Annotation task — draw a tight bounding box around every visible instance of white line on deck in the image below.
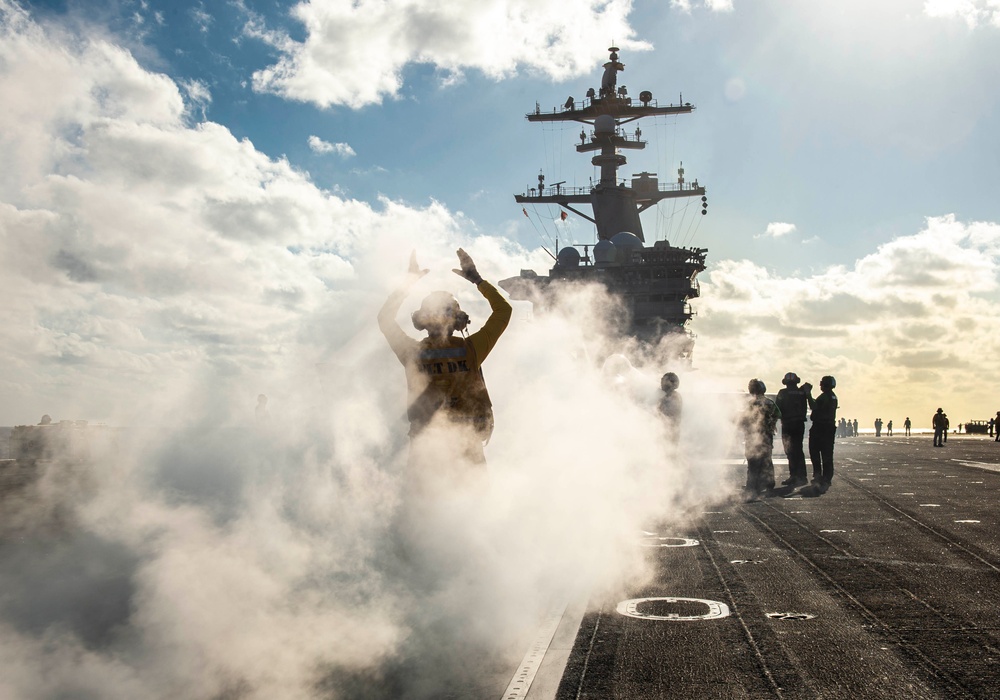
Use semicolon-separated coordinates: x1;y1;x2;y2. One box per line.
500;601;568;700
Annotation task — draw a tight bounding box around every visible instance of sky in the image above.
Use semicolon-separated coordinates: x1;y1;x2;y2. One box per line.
2;1;1000;698
2;0;1000;427
3;0;1000;429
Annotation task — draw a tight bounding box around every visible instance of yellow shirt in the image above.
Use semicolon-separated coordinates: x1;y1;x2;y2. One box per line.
379;281;512;437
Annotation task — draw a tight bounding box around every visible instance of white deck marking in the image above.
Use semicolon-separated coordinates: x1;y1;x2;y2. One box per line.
954;520;981;523
640;536;699;547
617;597;730;621
766;612;816;621
500;601;567;700
951;458;1000;473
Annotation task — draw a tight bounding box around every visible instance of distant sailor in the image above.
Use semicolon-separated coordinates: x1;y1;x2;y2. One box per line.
740;379;780;502
933;408;946;447
905;416;912;436
378;249;511;487
806;376;838;495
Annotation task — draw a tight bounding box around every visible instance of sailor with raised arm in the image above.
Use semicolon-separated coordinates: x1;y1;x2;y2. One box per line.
378;249;512;482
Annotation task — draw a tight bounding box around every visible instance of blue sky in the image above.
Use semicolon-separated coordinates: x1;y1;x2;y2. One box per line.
3;0;1000;425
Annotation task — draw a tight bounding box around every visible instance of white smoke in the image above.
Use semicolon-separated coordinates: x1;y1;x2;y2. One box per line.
0;259;743;700
0;6;748;698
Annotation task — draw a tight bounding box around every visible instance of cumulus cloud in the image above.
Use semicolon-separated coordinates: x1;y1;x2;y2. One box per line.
693;214;1000;425
247;0;651;108
757;221;797;239
308;135;356;158
924;0;1000;28
672;0;735;13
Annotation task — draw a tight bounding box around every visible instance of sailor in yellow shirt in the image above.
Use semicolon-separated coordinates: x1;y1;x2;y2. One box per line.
378;249;511;486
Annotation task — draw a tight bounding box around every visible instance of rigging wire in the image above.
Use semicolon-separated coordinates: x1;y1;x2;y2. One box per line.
685;207;705;248
528;204;558;259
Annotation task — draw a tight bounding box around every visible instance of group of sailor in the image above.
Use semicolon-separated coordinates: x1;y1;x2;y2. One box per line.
657;370;840;502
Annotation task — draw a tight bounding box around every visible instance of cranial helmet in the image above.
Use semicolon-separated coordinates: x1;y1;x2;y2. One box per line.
782;372;800;386
821;375;836;389
412;291;470;333
661;372;680;393
748;378;766;395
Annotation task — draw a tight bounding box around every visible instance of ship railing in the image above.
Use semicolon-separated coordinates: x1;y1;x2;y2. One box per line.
531;95;686;116
524;181;704;198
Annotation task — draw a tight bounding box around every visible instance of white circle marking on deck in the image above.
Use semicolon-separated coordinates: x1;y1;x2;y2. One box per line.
954;520;980;523
919;504;941;507
820;529;846;533
639;536;699;548
617;597;730;621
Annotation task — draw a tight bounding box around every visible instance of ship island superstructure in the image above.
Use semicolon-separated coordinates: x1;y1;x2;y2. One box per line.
499;46;708;359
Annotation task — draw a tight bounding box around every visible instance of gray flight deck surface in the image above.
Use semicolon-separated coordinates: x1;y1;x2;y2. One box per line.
521;435;1000;699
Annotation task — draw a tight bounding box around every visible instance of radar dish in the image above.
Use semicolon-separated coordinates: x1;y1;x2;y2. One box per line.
611;231;643;250
593;239;617;265
557;246;581;268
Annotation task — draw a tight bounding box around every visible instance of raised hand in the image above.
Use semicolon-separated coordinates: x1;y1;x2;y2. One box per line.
452;248;483;284
408;250;429;282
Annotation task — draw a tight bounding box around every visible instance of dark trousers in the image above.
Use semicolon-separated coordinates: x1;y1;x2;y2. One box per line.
781;420;807;480
745;455;775;495
808;423;836;485
934;428;944;446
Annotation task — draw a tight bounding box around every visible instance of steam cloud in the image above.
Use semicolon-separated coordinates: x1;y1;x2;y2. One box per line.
0;264;740;699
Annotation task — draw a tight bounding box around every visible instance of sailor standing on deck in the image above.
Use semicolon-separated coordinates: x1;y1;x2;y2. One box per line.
658;371;683;446
740;379;781;502
775;372;810;488
933;408;946;447
378;249;511;492
806;376;838;495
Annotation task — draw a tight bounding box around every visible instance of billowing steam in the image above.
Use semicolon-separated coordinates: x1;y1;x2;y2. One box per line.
0;244;743;699
0;7;747;697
